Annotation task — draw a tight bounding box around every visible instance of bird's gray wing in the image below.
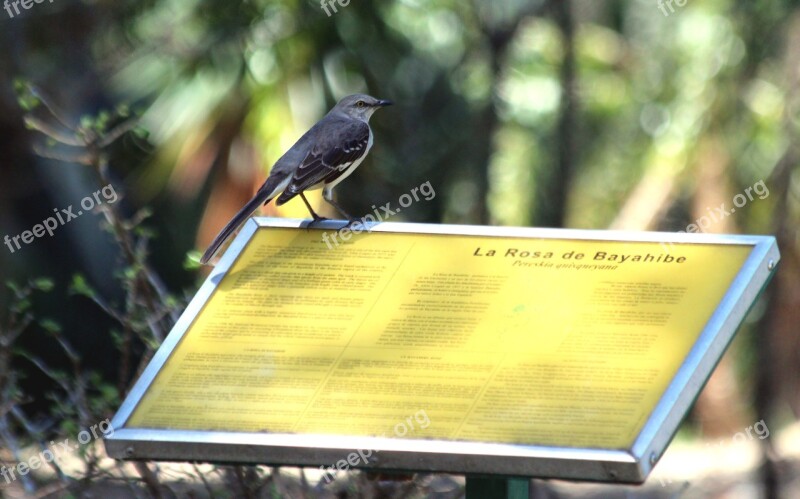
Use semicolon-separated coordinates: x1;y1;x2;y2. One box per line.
276;120;370;205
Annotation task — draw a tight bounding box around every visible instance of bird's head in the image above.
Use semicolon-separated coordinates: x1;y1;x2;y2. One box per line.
333;94;393;122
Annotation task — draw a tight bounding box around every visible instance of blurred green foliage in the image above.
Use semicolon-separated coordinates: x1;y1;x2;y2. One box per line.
1;0;799;495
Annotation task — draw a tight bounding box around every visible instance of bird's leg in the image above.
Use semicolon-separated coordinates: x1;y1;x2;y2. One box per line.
322;188;356;225
299;193;328;226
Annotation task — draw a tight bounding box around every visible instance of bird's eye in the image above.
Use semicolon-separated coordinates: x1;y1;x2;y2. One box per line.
356;101;366;108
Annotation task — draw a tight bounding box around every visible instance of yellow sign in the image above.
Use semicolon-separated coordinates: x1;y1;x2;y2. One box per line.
127;227;752;449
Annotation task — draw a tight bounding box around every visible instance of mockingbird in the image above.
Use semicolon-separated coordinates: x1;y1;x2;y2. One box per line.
200;93;392;264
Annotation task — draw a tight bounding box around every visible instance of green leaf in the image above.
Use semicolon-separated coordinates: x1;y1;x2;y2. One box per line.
69;274;96;299
95;110;110;133
11;346;31;357
49;369;67;382
133;226;156;238
12;79;39;111
184;250;203;270
122;266;138;281
116;103;130;118
88;371;104;385
100;383;118;402
132;126;150;139
109;329;123;349
163;295;179;308
60;419;79;437
11;298;31;313
144;337;161;350
13;78;27;93
32;278;55;292
79;115;94;129
39;319;61;334
6;280;20;294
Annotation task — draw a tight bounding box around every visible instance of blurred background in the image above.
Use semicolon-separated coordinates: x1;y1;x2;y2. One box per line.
1;0;799;497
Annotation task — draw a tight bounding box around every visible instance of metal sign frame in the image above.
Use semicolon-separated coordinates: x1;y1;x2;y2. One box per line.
104;218;779;483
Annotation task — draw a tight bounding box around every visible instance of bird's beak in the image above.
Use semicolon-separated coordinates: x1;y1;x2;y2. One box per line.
376;99;393;107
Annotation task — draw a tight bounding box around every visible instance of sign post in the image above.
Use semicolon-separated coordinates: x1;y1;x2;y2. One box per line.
105;218;779;486
465;477;529;498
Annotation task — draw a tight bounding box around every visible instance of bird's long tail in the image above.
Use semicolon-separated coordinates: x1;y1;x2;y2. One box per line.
200;185;275;265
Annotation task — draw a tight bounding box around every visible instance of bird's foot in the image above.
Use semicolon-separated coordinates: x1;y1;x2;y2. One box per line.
340;218;363;230
306;216;329;229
